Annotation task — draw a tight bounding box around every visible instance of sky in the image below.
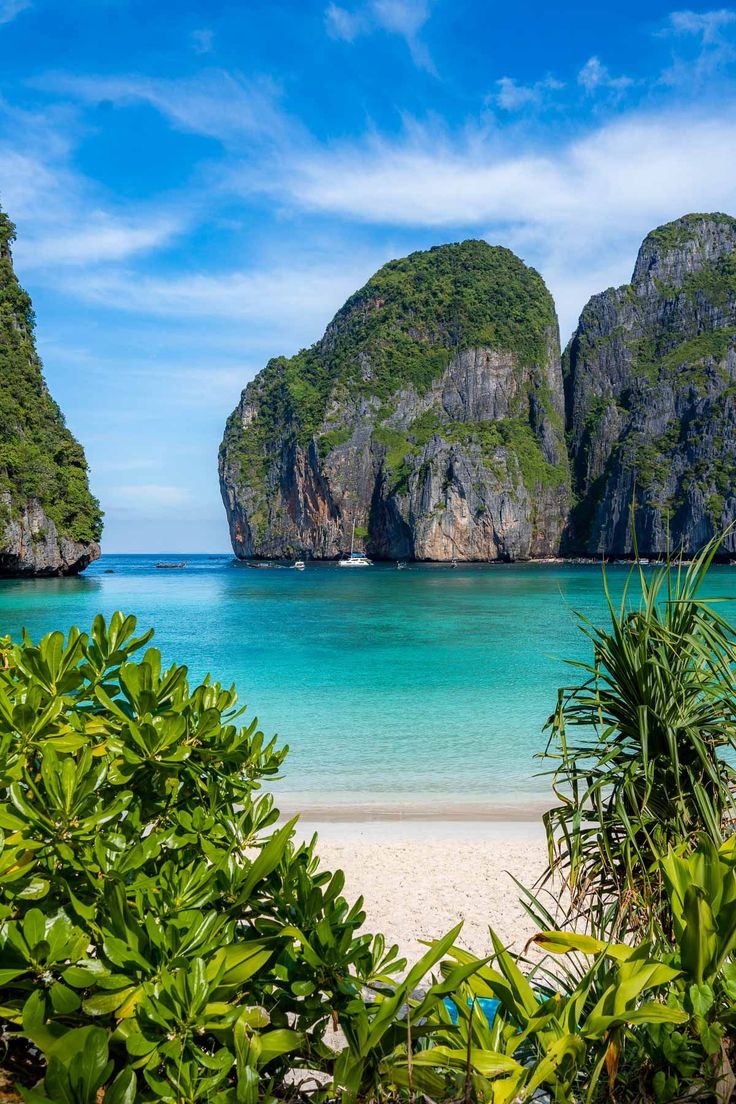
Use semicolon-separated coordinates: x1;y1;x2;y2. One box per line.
3;1;736;551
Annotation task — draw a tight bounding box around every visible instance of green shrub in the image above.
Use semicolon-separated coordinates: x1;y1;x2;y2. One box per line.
0;614;406;1101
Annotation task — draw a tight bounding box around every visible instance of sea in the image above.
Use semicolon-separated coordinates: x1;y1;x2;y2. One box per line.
1;554;734;817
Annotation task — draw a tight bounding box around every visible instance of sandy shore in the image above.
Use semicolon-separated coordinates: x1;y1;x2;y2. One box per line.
296;819;557;963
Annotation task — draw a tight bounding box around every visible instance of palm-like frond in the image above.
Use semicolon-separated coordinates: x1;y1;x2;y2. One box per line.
540;536;736;938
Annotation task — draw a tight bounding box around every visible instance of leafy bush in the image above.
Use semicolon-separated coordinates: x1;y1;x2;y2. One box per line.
0;614;405;1101
541;540;736;938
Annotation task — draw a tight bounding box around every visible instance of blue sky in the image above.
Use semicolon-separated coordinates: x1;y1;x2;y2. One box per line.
3;0;736;551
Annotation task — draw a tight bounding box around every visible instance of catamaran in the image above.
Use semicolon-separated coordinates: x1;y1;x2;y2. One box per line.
338;520;373;567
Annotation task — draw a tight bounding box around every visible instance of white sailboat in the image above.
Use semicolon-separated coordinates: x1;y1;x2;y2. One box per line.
338;520;372;567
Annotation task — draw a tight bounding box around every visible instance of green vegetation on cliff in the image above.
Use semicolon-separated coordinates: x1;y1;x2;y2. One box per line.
0;213;102;543
565;212;736;554
374;409;567;495
642;211;736;256
233;240;556;455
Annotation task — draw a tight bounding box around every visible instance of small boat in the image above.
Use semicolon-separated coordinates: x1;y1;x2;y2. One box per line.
450;557;458;568
155;561;187;569
396;561;407;570
294;560;306;571
338;520;372;567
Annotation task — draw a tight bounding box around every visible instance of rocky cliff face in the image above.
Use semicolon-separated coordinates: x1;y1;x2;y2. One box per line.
564;213;736;557
220;241;570;561
0;212;102;576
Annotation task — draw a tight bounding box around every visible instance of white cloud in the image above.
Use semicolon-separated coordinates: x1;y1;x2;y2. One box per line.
0;99;187;268
237;106;736;336
15;211;180;268
661;9;736;82
495;75;564;111
36;69;299;147
325;0;434;70
0;0;31;25
0;145;184;268
261;111;733;229
325;3;365;40
578;56;634;94
371;0;431;38
667;8;736;43
61;254;384;339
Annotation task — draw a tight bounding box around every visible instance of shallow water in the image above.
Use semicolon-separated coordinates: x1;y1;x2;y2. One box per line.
2;555;734;813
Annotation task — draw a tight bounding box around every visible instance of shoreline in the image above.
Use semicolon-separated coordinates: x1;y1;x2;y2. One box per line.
230;556;662;567
223;553;720;568
295;817;548;843
278;798;552;824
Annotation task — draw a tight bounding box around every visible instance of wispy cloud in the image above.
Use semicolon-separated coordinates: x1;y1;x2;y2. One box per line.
36;69;300;147
667;8;736;42
0;136;185;273
62;255;383;336
16;211;181;268
258;109;736;230
325;2;364;40
325;0;435;71
495;75;564;111
0;0;31;26
661;8;736;83
577;56;634;95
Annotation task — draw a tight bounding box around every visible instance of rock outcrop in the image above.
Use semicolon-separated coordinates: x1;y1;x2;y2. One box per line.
220;241;571;561
0;211;102;576
564;213;736;557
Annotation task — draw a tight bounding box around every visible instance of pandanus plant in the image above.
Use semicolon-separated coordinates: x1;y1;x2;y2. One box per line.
541;537;736;938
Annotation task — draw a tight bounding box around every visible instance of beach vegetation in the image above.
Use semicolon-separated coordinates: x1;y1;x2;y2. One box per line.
540;539;736;940
0;614;407;1101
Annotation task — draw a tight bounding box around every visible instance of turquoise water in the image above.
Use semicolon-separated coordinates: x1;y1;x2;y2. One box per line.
2;556;735;813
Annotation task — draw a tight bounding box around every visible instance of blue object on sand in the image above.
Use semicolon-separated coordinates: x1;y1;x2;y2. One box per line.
443;997;499;1026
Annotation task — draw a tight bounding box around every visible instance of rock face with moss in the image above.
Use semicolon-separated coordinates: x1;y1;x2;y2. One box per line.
564;213;736;556
0;213;102;576
220;241;570;561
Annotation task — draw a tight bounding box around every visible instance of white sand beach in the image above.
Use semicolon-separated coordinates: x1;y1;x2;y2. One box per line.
298;819;556;963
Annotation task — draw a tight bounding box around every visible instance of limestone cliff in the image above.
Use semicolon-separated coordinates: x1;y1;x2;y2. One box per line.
564;213;736;557
220;241;570;561
0;212;102;576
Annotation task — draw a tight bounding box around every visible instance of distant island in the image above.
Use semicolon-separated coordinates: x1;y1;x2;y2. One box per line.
220;213;736;561
0;211;102;577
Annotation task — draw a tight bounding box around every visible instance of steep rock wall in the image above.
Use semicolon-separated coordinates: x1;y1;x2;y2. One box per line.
564;213;736;557
220;241;570;561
